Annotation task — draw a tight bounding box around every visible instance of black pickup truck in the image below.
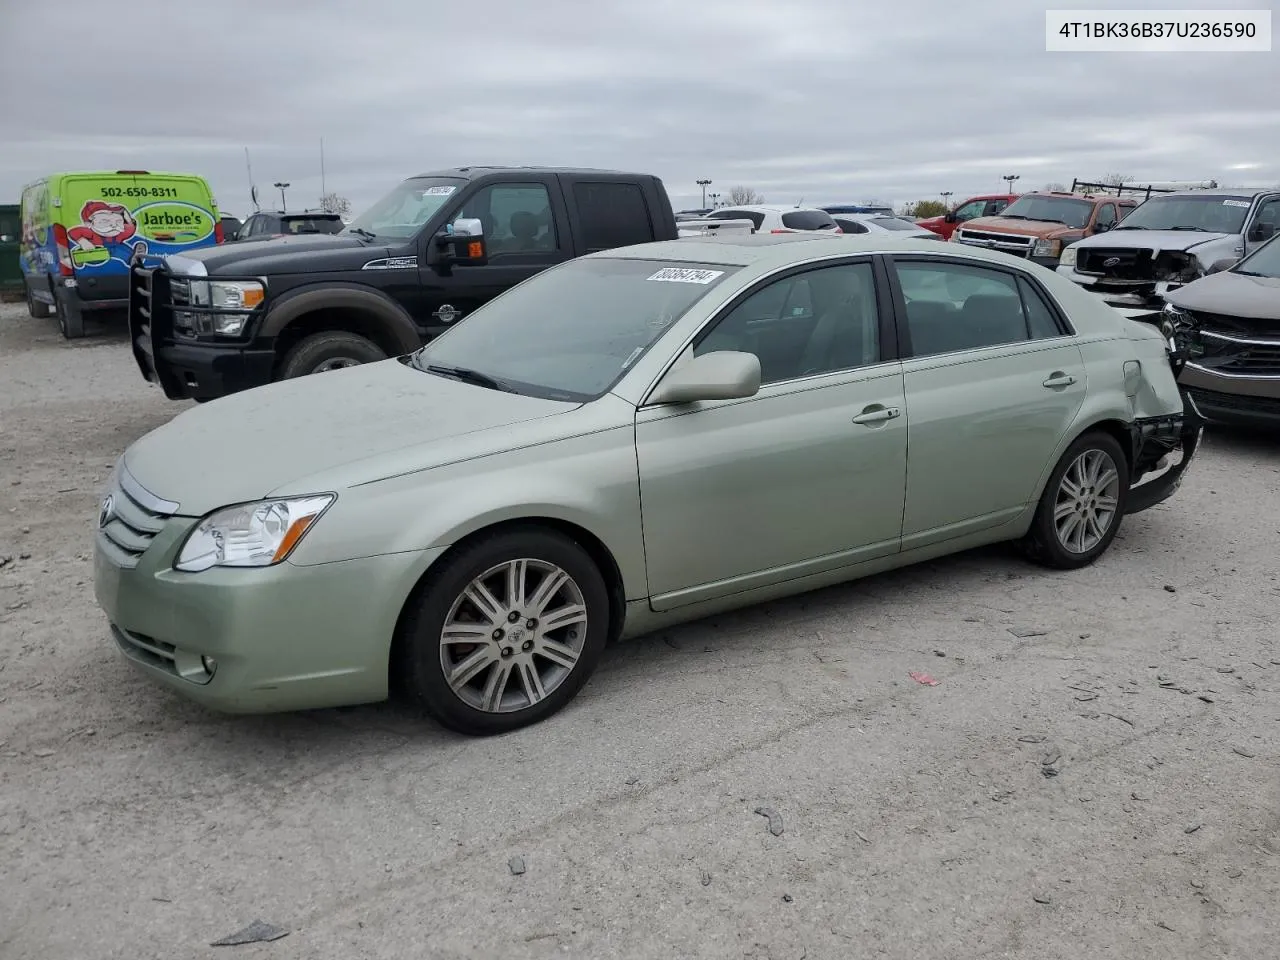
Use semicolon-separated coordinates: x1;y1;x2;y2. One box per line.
128;166;691;401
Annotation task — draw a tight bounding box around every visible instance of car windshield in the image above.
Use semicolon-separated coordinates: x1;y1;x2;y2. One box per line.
1112;195;1252;234
407;257;740;401
867;217;919;231
998;195;1094;228
344;177;465;240
1233;233;1280;278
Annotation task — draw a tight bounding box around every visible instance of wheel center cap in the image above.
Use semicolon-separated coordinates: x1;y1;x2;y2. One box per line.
508;627;525;643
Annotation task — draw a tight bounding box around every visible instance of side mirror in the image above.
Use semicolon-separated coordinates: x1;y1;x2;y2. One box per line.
648;351;761;405
1094;222;1111;233
1207;257;1237;274
433;217;489;269
944;211;957;224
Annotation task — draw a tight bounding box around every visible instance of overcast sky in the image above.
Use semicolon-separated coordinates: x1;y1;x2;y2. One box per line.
2;0;1276;217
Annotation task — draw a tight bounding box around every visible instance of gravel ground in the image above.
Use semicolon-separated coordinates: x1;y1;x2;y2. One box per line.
2;302;1278;960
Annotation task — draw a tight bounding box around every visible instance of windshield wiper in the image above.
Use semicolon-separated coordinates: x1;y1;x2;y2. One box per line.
424;363;512;392
1000;214;1030;220
1112;224;1148;230
1167;226;1210;232
347;227;378;242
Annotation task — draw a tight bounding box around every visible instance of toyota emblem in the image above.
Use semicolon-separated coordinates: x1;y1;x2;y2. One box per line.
1103;257;1122;268
98;494;115;529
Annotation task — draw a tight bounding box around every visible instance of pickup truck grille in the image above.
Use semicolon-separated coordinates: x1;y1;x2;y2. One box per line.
954;229;1033;257
1076;248;1148;279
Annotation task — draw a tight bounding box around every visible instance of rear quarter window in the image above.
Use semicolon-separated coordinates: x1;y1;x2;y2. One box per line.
781;210;837;231
572;181;657;251
709;209;765;230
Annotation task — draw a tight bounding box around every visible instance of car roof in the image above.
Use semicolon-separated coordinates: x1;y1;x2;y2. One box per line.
717;204;830;214
590;233;1034;269
1143;187;1274;199
412;165;649;180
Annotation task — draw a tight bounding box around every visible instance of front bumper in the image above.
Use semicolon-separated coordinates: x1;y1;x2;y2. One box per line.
1057;266;1188;315
94;518;446;713
1123;390;1205;515
146;341;275;401
1179;360;1280;428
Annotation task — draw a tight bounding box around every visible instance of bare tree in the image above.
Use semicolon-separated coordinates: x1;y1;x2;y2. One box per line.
1100;172;1134;187
727;185;764;205
319;192;353;218
1042;182;1068;192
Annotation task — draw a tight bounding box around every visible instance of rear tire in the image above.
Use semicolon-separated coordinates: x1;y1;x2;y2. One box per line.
26;281;52;319
396;527;610;736
54;288;85;339
279;331;387;379
1019;430;1129;570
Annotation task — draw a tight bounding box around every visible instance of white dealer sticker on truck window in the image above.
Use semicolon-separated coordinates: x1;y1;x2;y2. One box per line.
424;185;456;196
647;267;724;284
1223;199;1251;207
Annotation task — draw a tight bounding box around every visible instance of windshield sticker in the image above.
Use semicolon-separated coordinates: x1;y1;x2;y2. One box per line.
647;267;724;284
424;185;456;196
1222;199;1251;207
621;346;645;369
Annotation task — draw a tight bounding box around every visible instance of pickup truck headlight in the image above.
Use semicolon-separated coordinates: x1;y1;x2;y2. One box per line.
174;494;335;572
174;280;265;337
1033;238;1062;258
1059;245;1077;268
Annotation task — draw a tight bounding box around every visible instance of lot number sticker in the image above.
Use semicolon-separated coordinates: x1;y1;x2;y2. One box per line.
1223;199;1251;207
424;185;456;196
647;267;724;284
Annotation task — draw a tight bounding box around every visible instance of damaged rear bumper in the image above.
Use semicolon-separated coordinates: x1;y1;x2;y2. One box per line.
1124;390;1205;515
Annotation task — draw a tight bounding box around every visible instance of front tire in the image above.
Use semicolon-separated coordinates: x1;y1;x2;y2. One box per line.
396;527;610;736
1020;430;1129;570
279;331;387;379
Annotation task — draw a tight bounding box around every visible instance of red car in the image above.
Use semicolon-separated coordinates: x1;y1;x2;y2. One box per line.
917;194;1019;240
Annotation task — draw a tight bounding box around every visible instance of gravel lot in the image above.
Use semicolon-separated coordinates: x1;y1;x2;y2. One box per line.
2;301;1278;960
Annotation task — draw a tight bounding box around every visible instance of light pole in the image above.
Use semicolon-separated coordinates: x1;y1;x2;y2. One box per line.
1002;174;1020;195
941;190;953;209
273;181;291;210
696;179;712;208
709;192;721;209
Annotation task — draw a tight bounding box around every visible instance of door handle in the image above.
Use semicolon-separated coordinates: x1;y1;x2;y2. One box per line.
852;405;901;426
1042;373;1077;388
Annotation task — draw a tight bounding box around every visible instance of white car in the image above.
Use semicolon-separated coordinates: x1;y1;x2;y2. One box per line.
702;204;841;234
830;213;946;240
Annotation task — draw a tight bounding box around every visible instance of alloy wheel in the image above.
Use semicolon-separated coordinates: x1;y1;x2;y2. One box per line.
1053;448;1121;554
439;558;589;714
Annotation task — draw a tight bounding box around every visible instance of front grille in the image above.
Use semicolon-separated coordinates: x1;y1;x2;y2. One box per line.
955;230;1034;257
1188;310;1280;338
1187;388;1280;418
1077;248;1149;279
97;466;178;569
112;624;179;675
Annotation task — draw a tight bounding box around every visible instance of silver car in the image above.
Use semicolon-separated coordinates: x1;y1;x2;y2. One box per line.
95;234;1201;735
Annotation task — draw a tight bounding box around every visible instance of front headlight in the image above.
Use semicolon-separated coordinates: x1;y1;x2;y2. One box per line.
174;494;335;572
1033;238;1062;258
1059;245;1077;267
174;280;265;338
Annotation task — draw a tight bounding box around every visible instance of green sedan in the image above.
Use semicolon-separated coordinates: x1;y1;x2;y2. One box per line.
94;235;1202;735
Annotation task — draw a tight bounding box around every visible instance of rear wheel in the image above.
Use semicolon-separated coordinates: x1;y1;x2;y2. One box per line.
279;331;387;379
396;527;610;735
26;281;52;319
1020;431;1129;569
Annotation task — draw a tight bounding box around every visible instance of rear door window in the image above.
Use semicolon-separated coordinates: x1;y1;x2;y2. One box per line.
781;210;838;231
572;181;656;251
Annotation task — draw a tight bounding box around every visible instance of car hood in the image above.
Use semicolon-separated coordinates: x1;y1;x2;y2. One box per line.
961;216;1078;239
123;360;579;516
1073;229;1231;253
1165;270;1280;321
165;232;393;275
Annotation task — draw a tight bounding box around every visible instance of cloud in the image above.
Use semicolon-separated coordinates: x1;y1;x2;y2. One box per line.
1;0;1275;215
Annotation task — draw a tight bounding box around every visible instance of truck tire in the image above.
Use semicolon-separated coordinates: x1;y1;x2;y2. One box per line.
54;288;86;340
26;282;52;319
279;331;388;379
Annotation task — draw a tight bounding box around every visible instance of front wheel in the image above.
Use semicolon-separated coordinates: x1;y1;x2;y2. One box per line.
279;331;387;379
1019;431;1129;570
396;527;610;735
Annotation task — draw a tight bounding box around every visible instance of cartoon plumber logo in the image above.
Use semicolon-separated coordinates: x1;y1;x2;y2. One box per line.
68;200;148;266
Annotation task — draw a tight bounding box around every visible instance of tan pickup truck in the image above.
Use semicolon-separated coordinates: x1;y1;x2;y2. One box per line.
951;190;1138;269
